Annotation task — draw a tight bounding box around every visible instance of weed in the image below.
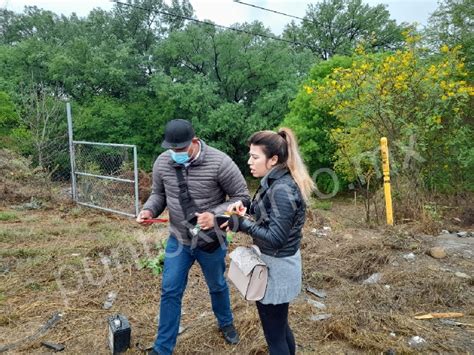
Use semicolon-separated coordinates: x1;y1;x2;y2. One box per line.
26;282;41;291
16;254;53;271
312;200;333;211
0;211;18;221
69;207;84;218
423;203;441;221
138;239;167;275
0;248;40;258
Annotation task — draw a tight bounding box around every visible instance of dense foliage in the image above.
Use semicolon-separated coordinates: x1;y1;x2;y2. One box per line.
0;0;408;172
0;0;472;211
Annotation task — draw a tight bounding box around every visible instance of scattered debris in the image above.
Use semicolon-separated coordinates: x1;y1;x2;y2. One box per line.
103;291;117;310
454;272;470;279
13;197;43;210
440;319;469;327
311;226;332;238
439;230;473;238
362;272;382;284
389;332;396;337
41;341;65;352
310;314;332;321
178;325;187;335
136;343;153;351
306;287;327;299
307;299;327;310
101;256;112;265
415;312;463;320
197;311;213;319
429;247;447;259
0;312;63;353
403;253;416;261
342;233;353;240
384;285;391;290
408;336;426;348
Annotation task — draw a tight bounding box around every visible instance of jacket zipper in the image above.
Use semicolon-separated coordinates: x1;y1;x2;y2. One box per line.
184;166;189;184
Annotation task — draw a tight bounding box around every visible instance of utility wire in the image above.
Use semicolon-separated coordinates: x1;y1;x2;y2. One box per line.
233;0;321;28
111;0;311;49
233;0;306;22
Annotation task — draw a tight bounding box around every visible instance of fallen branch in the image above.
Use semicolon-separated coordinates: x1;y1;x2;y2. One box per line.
0;312;63;353
415;312;464;320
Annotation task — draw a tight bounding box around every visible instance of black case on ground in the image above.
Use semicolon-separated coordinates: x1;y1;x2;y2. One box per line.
107;314;131;354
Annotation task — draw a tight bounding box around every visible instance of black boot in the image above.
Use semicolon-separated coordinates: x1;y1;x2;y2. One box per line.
220;324;240;345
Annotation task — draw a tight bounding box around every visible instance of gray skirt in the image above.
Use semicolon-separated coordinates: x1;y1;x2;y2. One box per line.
259;249;302;305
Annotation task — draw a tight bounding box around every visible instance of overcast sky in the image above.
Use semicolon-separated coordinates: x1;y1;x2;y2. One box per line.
3;0;439;34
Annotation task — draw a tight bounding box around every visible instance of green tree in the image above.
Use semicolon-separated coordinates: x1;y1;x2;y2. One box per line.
0;91;16;134
152;21;313;168
307;34;473;218
15;83;66;169
283;56;352;172
425;0;474;71
0;2;315;173
283;0;405;60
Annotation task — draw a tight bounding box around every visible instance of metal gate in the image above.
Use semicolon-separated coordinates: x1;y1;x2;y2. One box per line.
67;103;139;217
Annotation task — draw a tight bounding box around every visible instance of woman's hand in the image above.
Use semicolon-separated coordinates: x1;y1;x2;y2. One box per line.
227;201;247;216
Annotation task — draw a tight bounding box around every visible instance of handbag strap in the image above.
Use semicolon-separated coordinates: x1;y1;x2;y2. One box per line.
250;244;262;256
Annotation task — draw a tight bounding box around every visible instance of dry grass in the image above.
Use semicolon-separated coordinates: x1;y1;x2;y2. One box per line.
1;155;473;354
0;149;62;206
1;202;472;354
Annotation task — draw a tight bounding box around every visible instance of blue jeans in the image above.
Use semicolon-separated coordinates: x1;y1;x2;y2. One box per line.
153;236;233;354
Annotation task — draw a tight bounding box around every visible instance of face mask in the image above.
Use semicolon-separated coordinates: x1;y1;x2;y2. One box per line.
170;149;190;164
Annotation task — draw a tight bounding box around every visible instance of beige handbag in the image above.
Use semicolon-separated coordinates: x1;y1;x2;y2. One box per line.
228;245;268;301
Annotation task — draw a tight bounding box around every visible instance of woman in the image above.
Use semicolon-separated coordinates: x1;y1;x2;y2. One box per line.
227;128;314;355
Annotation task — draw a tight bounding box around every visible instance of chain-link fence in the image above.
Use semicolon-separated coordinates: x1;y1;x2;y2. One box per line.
33;132;71;181
65;103;140;217
72;141;139;217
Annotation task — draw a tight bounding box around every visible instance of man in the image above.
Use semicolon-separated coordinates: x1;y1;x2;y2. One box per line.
137;119;249;355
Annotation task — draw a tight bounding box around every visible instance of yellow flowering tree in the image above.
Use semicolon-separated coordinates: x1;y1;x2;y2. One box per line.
282;56;353;193
310;34;473;199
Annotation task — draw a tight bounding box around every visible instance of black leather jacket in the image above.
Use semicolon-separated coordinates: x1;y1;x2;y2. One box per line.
238;166;306;257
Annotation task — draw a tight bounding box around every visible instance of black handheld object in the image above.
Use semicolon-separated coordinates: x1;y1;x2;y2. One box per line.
215;214;230;228
108;314;131;354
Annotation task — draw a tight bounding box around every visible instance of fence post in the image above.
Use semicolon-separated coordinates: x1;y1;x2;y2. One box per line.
67;102;77;202
380;137;393;226
133;146;139;217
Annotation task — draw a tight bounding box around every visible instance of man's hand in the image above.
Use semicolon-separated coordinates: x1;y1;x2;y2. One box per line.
136;210;153;224
195;212;214;230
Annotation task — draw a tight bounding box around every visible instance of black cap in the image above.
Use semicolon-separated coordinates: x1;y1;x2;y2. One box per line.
161;119;195;149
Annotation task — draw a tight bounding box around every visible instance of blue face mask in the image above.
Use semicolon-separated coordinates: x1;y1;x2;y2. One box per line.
170;150;190;165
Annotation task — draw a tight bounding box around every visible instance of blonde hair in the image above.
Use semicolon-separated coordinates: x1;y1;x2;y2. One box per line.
248;128;315;202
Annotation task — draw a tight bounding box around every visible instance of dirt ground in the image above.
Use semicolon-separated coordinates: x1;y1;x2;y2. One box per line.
1;146;473;353
1;192;473;354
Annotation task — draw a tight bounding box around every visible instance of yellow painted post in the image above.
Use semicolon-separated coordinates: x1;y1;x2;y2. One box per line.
380;137;393;226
